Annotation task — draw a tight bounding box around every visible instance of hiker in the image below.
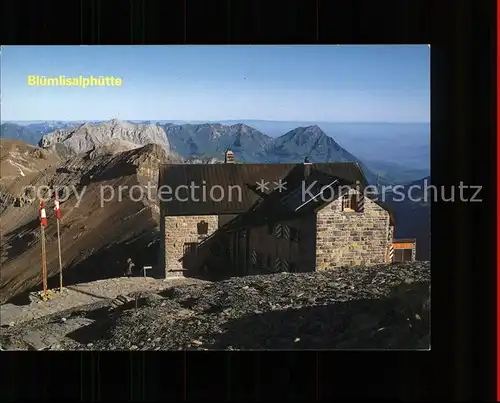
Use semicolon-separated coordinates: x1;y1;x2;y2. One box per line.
125;258;135;277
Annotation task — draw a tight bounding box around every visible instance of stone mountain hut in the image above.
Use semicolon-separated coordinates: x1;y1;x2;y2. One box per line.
157;153;414;279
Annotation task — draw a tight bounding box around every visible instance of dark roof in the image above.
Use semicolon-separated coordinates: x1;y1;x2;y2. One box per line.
393;238;416;243
158;162;368;216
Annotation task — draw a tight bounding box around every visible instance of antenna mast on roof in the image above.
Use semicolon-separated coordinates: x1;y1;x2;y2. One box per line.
295;179;338;212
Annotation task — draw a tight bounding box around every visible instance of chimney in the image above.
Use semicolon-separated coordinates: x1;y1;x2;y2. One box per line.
225;149;235;164
303;156;312;177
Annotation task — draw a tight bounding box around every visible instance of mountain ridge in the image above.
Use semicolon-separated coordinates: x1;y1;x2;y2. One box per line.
2;120;428;185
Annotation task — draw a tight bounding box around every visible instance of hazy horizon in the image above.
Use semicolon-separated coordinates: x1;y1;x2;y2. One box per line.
5;119;430;124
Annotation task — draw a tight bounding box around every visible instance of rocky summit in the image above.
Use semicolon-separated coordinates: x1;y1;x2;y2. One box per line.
0;262;430;351
39;119;170;158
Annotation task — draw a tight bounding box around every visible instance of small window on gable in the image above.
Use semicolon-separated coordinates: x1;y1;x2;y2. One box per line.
342;192;364;213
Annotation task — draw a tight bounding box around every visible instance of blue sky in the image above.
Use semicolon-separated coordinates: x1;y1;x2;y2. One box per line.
1;45;430;122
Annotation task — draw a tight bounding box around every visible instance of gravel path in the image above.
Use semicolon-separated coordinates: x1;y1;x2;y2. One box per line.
0;276;196;327
0;262;430;351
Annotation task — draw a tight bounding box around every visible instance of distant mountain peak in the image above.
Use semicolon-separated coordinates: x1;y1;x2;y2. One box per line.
108;118;122;125
39;120;170;158
304;124;321;131
231;123;256;134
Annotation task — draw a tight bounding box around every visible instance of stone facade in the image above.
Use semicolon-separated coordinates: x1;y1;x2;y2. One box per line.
163;215;218;277
160;189;394;277
315;189;392;270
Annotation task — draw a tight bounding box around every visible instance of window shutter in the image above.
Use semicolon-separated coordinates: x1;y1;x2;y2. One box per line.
274;224;283;238
274;257;281;271
355;194;365;212
282;260;289;272
251;250;257;264
283;224;291;240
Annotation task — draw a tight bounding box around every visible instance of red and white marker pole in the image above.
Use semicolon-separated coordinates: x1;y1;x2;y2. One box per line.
53;193;63;292
39;199;48;301
39;199;48;227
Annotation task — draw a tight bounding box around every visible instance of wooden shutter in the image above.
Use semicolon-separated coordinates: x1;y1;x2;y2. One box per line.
274;224;283;238
274;258;281;271
251;250;257;264
355;193;365;212
283;224;291;240
282;260;289;272
388;244;394;263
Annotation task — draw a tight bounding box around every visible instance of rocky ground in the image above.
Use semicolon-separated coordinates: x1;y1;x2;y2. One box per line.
0;262;430;351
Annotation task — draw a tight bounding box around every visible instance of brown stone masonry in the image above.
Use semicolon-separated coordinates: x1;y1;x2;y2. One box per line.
164;215;218;277
315;190;392;270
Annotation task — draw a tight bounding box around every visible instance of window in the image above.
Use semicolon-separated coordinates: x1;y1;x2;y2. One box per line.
266;222;273;234
393;248;413;262
342;192;364;213
197;220;208;235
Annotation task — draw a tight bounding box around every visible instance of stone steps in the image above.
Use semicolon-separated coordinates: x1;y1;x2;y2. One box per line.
109;295;133;310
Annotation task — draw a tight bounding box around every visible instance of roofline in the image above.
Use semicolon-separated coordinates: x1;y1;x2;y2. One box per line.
163;211;247;217
158;161;366;168
354;162;369;187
